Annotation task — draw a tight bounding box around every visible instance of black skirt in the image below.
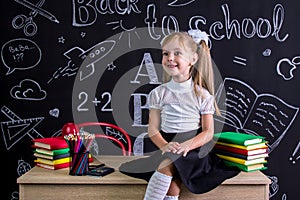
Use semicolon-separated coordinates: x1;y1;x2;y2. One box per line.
119;129;240;194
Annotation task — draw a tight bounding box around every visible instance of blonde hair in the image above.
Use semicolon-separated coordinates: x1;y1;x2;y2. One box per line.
161;31;220;115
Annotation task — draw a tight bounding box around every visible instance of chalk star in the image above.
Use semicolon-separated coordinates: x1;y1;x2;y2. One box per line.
81;32;86;38
107;63;116;71
58;36;65;43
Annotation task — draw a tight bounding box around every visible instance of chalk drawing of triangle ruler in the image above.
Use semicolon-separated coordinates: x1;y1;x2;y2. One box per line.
1;106;44;150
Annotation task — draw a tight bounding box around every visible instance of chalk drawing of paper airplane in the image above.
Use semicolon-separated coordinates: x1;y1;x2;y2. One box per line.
64;40;116;81
1;106;44;150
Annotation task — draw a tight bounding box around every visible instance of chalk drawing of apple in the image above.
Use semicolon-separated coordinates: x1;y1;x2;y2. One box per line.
276;58;297;80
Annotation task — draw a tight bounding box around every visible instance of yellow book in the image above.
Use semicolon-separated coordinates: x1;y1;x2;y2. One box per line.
216;154;267;166
36;157;71;165
222;160;267;172
216;141;268;150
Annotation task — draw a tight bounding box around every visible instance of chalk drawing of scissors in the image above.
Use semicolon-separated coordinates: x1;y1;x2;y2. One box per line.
12;0;59;37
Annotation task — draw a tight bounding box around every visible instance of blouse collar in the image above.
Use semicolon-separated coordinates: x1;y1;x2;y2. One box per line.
166;77;193;93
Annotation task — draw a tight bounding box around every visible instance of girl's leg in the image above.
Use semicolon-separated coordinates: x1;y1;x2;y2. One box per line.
143;170;172;200
143;159;175;200
163;195;179;200
164;174;182;199
167;175;182;195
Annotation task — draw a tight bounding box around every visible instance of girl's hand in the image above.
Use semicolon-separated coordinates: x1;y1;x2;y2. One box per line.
176;140;193;157
161;142;181;154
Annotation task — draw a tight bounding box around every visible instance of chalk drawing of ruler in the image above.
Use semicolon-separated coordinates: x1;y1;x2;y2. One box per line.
1;106;44;150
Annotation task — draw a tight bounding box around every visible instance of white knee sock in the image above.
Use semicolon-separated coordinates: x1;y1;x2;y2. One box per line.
164;195;179;200
144;171;172;200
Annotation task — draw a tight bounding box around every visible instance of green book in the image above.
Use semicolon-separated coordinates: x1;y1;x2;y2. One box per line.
33;152;70;160
222;159;267;172
35;147;70;156
214;132;265;146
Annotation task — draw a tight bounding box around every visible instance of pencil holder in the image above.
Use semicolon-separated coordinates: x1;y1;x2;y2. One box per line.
69;151;89;176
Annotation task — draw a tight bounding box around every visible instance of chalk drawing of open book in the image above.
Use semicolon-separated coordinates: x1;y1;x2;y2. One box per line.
215;77;299;153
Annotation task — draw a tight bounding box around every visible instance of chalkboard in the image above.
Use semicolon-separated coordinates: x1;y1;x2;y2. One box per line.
1;1;299;199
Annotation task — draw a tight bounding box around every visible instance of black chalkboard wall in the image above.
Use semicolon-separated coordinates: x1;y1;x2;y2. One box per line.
1;0;299;199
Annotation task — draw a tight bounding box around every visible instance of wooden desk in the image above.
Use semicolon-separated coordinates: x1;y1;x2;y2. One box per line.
17;156;271;200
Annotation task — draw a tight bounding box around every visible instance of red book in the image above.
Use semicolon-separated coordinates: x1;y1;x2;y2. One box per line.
214;143;268;156
32;137;68;150
36;162;70;170
213;148;268;160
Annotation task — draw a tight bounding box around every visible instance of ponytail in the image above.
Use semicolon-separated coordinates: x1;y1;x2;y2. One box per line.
192;41;220;116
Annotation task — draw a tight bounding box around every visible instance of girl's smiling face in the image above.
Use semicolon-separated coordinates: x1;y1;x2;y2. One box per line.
162;37;198;83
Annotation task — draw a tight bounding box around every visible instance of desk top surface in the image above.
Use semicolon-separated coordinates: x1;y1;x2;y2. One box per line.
17;156;271;185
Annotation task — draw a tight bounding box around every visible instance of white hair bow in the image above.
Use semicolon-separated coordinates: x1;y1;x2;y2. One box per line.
188;29;209;45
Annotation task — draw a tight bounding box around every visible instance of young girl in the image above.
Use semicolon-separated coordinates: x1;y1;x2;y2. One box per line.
119;30;240;200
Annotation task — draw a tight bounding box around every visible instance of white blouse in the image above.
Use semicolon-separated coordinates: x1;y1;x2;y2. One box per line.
148;78;215;133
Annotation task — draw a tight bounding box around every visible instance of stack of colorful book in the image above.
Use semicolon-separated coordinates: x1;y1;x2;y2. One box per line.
213;132;269;172
32;137;71;170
